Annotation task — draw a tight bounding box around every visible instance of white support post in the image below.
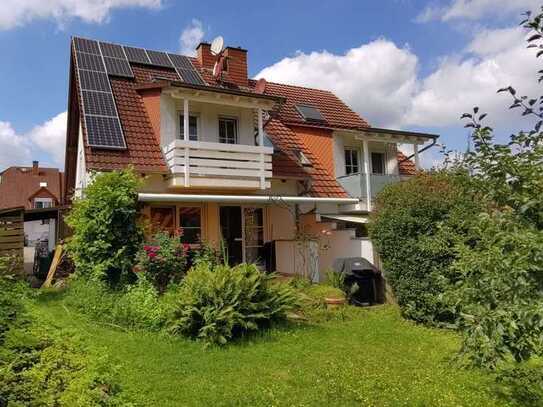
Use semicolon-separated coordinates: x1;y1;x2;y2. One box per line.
362;139;372;211
183;99;190;187
414;145;420;171
258;108;265;189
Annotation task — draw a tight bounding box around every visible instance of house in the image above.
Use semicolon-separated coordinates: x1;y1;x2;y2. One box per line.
0;161;64;248
63;37;438;281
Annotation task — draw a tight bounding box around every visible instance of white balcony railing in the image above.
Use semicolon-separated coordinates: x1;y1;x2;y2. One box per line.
162;139;273;189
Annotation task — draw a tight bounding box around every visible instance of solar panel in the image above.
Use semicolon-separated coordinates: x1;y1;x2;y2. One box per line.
78;70;111;92
99;42;126;59
168;53;194;70
146;50;173;67
168;53;206;85
74;37;100;54
123;46;150;64
76;52;106;72
82;90;117;116
85;116;126;149
295;104;326;122
103;56;134;78
178;69;206;85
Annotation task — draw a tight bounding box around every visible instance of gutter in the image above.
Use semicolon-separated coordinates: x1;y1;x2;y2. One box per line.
138;193;359;205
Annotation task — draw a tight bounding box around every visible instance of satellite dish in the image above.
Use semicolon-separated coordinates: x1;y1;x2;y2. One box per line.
210;36;224;56
255;78;267;94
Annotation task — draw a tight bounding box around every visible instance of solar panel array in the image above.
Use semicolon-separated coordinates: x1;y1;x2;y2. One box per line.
73;36;209;149
73;37;127;149
168;53;206;86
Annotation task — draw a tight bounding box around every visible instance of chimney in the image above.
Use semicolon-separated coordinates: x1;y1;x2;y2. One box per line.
223;46;248;87
196;42;215;70
32;160;39;176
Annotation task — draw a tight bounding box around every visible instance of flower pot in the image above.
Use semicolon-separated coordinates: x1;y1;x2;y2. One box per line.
325;297;346;308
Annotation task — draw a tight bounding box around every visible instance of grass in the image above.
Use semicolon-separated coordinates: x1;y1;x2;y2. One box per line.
30;293;507;407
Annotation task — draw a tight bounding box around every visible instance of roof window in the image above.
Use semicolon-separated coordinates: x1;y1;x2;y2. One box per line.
295;104;326;123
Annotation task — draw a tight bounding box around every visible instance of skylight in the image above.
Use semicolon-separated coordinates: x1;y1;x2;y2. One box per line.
295;104;325;123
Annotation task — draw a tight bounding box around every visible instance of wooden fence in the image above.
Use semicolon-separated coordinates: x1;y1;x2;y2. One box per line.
0;207;24;273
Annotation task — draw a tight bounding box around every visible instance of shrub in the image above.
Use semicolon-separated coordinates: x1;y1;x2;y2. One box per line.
325;269;345;291
136;231;188;291
369;171;482;325
64;277;165;331
65;168;144;285
447;213;543;369
189;241;224;268
166;263;298;345
496;363;543;407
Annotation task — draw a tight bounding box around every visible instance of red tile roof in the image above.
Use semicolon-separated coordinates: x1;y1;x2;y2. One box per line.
68;40;382;197
255;80;370;131
397;152;417;176
0;165;63;210
265;119;347;197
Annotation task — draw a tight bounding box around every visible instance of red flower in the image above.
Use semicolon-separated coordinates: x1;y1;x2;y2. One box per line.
148;252;157;258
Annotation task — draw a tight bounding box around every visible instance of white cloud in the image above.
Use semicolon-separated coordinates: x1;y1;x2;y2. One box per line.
257;40;418;128
29;112;67;166
416;0;539;22
0;121;31;170
256;26;540;133
0;112;67;171
0;0;162;30
404;27;539;128
179;19;204;56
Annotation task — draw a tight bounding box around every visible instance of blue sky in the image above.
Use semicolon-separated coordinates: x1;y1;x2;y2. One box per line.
0;0;540;170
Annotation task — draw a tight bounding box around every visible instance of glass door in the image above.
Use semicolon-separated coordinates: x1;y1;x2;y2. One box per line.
220;206;243;265
243;207;264;266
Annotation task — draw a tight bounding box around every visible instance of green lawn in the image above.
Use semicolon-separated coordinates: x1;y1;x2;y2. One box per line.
30;296;507;407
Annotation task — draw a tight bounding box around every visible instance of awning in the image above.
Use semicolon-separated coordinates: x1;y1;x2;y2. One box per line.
138;193;359;205
321;214;369;224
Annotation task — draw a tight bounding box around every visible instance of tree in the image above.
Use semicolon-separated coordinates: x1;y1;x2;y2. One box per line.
65;168;143;285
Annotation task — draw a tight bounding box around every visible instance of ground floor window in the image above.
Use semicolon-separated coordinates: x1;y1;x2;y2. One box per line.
149;207;176;235
179;207;202;245
244;207;264;264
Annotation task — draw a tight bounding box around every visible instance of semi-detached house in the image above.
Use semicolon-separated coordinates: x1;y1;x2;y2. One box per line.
63;37;438;281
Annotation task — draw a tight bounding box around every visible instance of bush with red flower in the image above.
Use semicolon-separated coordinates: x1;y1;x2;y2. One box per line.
135;231;189;291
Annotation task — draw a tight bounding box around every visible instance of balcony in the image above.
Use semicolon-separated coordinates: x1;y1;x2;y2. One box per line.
163;139;273;189
337;173;400;210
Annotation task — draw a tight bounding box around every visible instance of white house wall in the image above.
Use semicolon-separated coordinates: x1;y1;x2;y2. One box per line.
74;122;89;197
159;95;256;148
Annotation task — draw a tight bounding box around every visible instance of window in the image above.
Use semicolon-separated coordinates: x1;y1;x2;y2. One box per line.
179;207;202;245
344;149;359;175
371;152;385;175
179;115;198;141
219;117;238;144
150;207;176;235
33;198;53;209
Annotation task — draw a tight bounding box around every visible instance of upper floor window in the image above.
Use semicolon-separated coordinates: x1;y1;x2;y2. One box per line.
344;148;359;175
219;117;238;144
34;198;53;209
371;152;385;175
179;115;198;141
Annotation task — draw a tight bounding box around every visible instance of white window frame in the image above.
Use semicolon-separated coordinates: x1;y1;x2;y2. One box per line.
344;148;360;175
218;116;239;144
178;112;200;141
34;197;53;209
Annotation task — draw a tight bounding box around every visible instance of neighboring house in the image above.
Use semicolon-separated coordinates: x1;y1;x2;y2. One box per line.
63;37;437;280
0;161;64;248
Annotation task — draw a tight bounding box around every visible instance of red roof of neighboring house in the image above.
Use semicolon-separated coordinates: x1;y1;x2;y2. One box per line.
0;164;64;210
397;152;417;176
